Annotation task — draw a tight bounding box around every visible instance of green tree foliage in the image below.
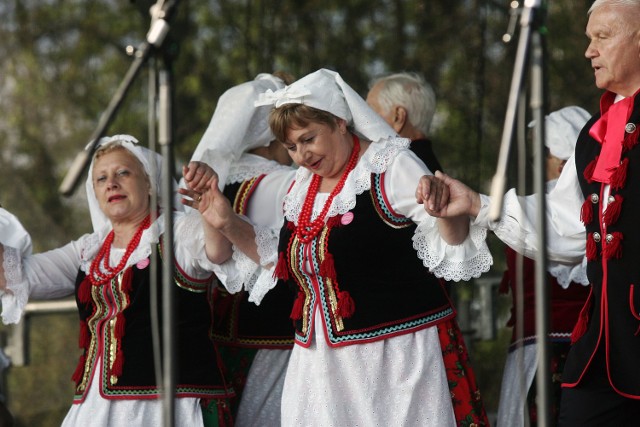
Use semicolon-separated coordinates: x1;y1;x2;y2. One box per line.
0;0;601;424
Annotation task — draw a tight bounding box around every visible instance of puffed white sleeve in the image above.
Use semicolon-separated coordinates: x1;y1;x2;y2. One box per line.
385;150;493;281
213;169;295;304
173;211;223;282
473;155;586;264
1;208;84;323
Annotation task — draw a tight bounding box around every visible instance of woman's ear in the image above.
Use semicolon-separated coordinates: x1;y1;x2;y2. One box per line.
337;118;348;134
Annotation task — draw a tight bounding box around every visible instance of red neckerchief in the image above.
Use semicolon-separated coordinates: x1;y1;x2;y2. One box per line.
589;90;635;183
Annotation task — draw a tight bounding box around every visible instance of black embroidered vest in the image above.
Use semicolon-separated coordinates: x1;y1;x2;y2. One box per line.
73;243;231;401
277;173;455;348
568;92;640;397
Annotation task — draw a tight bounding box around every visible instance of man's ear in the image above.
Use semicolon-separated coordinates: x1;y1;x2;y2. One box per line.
393;106;407;133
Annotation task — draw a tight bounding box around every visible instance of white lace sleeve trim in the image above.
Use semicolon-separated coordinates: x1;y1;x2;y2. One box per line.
283;136;410;222
2;247;30;324
548;257;590;288
412;217;493;282
246;266;278;306
227;154;293;184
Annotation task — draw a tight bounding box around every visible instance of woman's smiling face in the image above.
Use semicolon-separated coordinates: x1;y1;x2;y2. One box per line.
282;118;352;181
92;147;151;224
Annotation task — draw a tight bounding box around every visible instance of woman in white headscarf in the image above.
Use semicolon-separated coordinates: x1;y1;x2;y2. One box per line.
197;69;493;426
186;73;297;427
0;135;234;426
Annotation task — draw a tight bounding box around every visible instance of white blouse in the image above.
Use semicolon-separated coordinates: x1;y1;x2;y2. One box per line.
214;136;493;426
473;155;590;287
0;210;218;427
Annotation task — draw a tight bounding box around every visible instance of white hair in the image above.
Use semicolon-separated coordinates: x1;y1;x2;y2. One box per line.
589;0;640;14
370;72;436;135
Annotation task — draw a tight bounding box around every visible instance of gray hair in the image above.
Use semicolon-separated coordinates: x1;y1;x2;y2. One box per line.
369;72;436;135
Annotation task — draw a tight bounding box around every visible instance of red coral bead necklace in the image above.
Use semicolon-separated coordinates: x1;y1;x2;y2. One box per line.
295;134;360;244
89;214;152;285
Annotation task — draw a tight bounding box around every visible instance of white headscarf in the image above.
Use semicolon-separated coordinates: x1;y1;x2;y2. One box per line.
190;73;287;189
85;134;182;235
255;68;398;143
530;106;591;160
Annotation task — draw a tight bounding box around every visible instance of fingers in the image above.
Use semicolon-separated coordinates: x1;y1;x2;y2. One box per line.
183;161;217;193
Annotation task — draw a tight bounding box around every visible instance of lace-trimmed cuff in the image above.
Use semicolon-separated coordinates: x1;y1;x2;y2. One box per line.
548;259;589;289
412;219;493;282
246;266;278;306
2;246;30;324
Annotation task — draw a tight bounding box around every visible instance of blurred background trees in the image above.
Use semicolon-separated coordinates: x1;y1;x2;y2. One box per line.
0;0;600;425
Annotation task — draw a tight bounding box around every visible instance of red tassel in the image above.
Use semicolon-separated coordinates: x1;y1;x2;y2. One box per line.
290;292;305;320
273;252;290;281
583;157;598;183
580;198;593;225
112;343;124;377
610;158;629;190
326;215;342;229
114;313;126;339
319;252;337;281
586;233;597;261
72;354;86;383
337;290;355;318
78;276;92;304
623;127;639;151
571;308;589;344
603;195;623;225
78;321;90;348
603;232;623;260
120;268;134;294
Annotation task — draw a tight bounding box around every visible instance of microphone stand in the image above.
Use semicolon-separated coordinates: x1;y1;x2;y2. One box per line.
489;1;551;426
58;2;180;426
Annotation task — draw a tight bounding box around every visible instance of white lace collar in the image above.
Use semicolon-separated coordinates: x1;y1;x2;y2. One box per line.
79;213;171;273
283;136;410;222
226;153;293;184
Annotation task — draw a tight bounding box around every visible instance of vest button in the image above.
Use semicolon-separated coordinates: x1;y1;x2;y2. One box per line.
605;233;613;243
625;123;637;134
608;195;616;204
593;232;601;242
590;193;599;204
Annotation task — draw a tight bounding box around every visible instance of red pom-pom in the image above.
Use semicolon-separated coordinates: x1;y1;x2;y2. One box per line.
603;232;623;260
623;127;639;151
337;290;355;318
290;292;305;320
571;300;591;344
78;276;92;304
610;158;629;190
603;195;623;225
583;157;598;183
120;268;134;294
586;234;597;261
78;321;90;348
273;252;290;281
320;252;337;281
580;198;593;225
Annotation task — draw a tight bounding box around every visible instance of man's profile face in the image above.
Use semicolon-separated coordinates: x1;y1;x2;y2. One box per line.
585;3;640;96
